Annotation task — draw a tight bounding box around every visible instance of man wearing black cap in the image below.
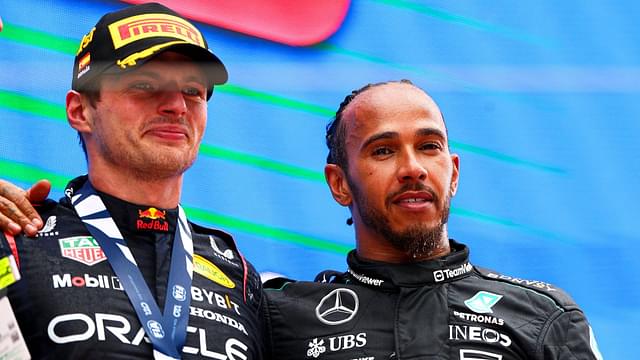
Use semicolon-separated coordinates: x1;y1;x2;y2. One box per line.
0;3;263;359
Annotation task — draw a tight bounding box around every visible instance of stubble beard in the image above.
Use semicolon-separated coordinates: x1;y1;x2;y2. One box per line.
94;115;197;180
350;179;451;260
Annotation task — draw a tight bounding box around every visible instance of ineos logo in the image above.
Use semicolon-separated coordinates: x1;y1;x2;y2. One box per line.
315;288;359;325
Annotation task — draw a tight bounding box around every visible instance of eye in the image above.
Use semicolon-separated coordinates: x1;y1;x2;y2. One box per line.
183;87;202;97
420;142;442;151
182;84;206;99
372;147;393;157
128;81;156;92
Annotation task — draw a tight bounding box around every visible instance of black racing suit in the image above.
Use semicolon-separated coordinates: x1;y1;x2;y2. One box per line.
0;176;263;359
263;241;602;360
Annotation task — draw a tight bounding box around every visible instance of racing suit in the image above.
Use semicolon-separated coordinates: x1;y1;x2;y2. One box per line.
263;241;602;360
1;176;263;359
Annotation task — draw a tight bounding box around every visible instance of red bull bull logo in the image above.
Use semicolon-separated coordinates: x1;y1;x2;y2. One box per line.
138;207;166;220
137;207;169;232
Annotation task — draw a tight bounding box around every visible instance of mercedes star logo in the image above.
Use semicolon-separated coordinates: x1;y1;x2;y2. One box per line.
315;288;359;325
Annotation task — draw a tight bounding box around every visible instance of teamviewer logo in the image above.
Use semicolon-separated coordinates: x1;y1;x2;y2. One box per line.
433;270;445;282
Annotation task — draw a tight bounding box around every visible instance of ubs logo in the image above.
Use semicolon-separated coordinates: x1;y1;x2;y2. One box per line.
315;288;359;325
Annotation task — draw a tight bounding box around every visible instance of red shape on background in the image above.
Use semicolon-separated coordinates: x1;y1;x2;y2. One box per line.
121;0;351;46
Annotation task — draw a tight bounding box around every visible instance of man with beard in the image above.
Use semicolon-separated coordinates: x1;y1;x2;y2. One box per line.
262;80;603;359
0;78;603;359
0;3;263;359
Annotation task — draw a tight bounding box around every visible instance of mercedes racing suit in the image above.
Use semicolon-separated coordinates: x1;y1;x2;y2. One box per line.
264;241;602;360
0;176;263;359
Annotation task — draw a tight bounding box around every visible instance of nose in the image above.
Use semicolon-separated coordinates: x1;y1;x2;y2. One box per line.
157;87;187;118
397;150;427;183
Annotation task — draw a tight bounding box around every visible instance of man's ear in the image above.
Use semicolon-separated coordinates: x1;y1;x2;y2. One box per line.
325;164;353;207
66;90;92;133
450;153;460;196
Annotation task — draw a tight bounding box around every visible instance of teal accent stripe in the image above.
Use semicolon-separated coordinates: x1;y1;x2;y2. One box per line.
368;0;551;46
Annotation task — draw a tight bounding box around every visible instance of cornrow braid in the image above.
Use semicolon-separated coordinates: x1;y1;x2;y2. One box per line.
325;79;415;169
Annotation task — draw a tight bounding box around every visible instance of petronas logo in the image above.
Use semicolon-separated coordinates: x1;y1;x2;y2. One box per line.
464;291;503;314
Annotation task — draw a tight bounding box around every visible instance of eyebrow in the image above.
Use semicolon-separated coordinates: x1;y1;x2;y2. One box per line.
361;127;446;150
361;131;398;150
416;127;446;140
129;71;205;84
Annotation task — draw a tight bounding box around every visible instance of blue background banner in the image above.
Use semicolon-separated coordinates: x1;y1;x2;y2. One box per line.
1;1;637;357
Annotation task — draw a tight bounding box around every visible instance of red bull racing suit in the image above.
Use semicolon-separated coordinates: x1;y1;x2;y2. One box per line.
1;176;264;359
263;241;602;360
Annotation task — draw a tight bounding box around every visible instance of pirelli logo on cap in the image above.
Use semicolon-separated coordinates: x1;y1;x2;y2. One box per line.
108;13;205;50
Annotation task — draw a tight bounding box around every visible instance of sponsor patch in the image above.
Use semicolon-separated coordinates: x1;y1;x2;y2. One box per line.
193;254;235;288
52;273;122;290
434;262;473;282
348;268;384;286
315;288;359;325
136;207;169;232
453;310;505;326
449;325;512;347
464;291;503;314
36;216;59;237
307;338;326;358
108;13;205;49
306;333;367;358
486;272;557;292
59;236;106;266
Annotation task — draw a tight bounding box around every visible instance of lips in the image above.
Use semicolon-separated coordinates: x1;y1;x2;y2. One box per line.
145;125;189;141
391;190;436;210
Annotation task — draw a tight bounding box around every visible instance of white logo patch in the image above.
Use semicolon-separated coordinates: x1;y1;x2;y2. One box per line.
37;216;59;237
315;288;359;325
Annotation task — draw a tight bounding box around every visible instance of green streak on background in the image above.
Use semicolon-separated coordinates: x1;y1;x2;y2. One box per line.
199;145;325;182
184;206;351;254
0;90;67;122
0;22;77;54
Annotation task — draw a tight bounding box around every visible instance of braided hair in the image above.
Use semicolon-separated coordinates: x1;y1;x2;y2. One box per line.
325;79;415;169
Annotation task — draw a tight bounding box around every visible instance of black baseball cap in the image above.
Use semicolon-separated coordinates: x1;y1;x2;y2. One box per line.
72;2;227;100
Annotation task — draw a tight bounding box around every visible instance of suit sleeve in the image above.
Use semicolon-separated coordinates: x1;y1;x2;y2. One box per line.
540;309;604;360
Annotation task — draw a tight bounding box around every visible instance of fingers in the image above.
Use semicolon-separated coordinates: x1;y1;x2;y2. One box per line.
26;179;51;204
0;179;43;236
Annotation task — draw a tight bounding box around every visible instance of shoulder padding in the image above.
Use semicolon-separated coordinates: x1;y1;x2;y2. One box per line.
263;276;297;290
189;221;239;249
474;266;580;311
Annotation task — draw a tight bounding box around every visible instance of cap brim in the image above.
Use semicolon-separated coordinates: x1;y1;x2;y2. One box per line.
161;42;228;86
99;40;228;100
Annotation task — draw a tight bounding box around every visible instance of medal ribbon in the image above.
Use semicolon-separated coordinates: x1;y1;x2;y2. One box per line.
71;181;193;359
